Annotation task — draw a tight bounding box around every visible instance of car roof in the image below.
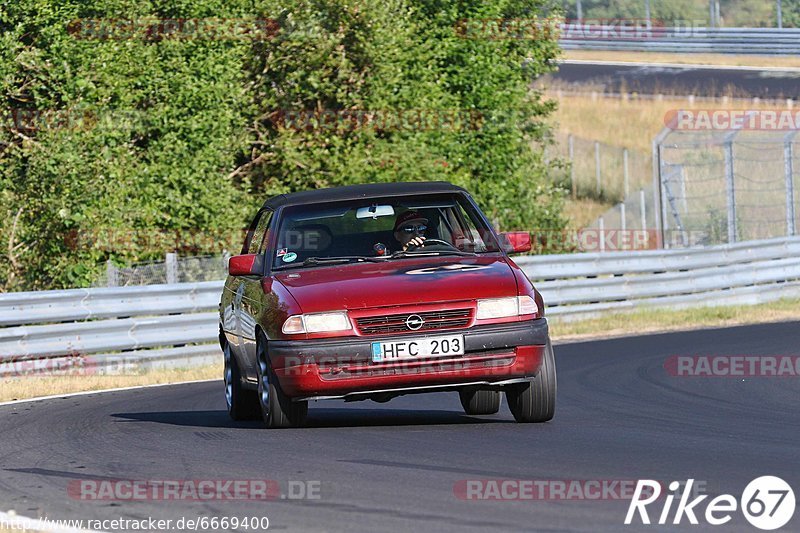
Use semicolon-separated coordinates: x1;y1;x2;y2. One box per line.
261;181;467;210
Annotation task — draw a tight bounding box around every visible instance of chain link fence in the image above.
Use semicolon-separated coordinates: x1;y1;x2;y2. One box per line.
656;124;799;248
93;253;229;287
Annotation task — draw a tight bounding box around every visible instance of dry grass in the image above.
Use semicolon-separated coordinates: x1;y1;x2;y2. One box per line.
561;197;613;228
550;298;800;343
548;93;792;154
562;50;800;69
0;363;220;403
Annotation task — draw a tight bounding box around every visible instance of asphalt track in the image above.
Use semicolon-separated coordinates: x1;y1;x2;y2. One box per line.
0;321;798;532
546;62;800;99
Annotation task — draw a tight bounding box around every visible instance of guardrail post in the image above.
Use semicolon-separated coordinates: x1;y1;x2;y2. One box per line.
595;141;601;197
568;134;576;199
724;140;737;243
166;253;178;284
784;134;796;236
106;260;118;287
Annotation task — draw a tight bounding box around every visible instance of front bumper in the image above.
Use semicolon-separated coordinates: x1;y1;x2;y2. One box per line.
268;319;549;400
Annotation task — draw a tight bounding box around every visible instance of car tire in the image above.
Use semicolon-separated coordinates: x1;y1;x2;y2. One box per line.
223;340;259;421
459;388;501;415
256;333;308;429
506;339;557;423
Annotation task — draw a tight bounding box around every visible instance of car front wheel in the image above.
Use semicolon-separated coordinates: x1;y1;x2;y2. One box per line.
223;340;259;421
256;333;308;428
506;339;557;423
459;388;501;415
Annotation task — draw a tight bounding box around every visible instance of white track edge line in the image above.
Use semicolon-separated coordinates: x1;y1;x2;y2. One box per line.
559;58;800;73
0;379;217;408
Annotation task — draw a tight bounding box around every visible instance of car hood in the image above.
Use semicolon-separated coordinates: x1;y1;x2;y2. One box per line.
273;255;517;313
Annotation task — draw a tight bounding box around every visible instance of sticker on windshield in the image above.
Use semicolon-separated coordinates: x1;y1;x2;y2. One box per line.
277;248;288;257
282;252;298;263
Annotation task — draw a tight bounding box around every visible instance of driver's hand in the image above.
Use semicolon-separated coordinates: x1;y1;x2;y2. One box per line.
403;236;426;251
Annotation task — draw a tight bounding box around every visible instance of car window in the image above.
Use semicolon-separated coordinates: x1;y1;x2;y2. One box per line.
272;194;499;268
244;210;273;255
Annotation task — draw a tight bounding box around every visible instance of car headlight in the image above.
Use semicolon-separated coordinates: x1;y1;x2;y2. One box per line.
281;312;352;334
476;296;538;319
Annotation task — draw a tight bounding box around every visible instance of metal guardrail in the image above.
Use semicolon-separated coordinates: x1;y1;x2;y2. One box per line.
559;27;800;55
0;281;222;326
516;236;800;318
1;237;799;376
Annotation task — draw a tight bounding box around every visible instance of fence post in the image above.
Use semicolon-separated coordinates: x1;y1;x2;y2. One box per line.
166;252;178;284
619;202;626;233
598;216;605;253
639;188;648;247
106;260;118;287
623;148;629;198
568;134;576;199
652;137;665;249
659;149;670;247
709;0;715;27
785;135;796;236
723;140;737;243
595;141;601;197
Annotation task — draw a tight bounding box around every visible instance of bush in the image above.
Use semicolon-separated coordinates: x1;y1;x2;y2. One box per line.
1;0;566;291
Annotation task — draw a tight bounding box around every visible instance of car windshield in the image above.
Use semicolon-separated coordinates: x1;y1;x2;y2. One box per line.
272;193;500;269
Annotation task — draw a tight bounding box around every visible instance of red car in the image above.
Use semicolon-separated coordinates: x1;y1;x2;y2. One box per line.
219;181;556;428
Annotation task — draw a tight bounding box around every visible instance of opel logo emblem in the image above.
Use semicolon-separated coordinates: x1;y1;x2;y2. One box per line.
405;314;425;331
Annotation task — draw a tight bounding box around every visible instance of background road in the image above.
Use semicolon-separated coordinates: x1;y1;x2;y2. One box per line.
546;62;800;99
1;321;798;532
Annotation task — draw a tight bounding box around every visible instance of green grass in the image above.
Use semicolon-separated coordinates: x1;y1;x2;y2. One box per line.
550;298;800;342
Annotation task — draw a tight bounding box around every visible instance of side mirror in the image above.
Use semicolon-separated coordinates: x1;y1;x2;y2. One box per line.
228;254;263;276
499;231;531;254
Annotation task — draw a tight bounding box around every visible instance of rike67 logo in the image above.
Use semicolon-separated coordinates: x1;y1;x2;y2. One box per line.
626;477;795;530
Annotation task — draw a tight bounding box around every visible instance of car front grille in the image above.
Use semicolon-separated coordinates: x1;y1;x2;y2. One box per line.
355;308;473;335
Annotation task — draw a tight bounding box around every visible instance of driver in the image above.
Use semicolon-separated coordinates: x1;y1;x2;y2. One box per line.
394;210;428;251
373;210;428;256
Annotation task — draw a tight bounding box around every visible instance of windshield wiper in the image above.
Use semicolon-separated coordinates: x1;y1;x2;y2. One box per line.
276;256;382;270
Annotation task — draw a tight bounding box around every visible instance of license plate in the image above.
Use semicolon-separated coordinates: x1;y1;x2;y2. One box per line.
371;334;465;362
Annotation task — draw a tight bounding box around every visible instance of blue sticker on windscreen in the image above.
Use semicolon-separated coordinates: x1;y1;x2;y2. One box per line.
283;252;298;263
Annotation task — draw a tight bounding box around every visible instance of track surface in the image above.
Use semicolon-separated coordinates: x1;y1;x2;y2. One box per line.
1;321;799;532
546;62;800;98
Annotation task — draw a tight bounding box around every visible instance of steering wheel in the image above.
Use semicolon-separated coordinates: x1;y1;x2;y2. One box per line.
406;238;460;251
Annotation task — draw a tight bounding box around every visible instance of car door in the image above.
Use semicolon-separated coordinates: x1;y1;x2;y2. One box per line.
238;209;273;379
